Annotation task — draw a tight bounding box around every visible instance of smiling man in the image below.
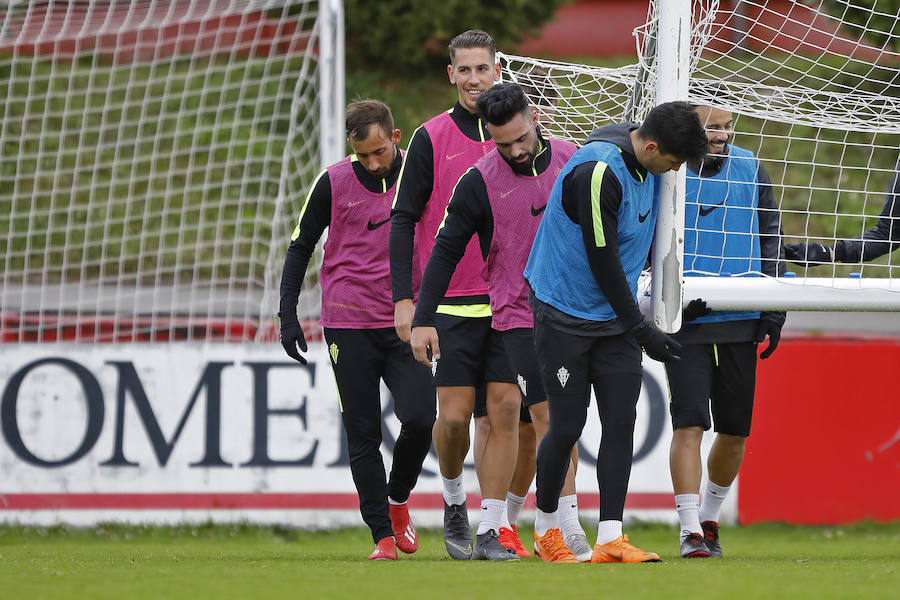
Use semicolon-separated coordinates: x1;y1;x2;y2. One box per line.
666;102;785;559
279;100;435;561
409;82;593;563
389;30;528;561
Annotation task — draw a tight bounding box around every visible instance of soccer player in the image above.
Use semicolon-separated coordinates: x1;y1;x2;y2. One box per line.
784;170;900;264
517;65;560;126
667;103;785;558
524;101;708;564
410;82;591;562
279;100;435;561
389;30;523;561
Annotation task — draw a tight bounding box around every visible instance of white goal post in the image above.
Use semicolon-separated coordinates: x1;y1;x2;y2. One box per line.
0;0;344;343
503;0;900;330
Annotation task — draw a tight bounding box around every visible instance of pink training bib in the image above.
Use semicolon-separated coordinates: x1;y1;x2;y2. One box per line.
418;110;494;298
319;155;399;328
481;138;576;330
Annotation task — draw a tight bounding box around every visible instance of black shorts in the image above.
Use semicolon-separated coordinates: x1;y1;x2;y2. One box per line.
665;341;757;437
533;322;642;403
502;328;546;409
432;313;514;387
322;327;435;423
473;384;487;418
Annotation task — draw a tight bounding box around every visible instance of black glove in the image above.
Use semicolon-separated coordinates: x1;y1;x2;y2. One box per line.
683;298;711;322
755;311;784;359
629;318;682;363
280;318;308;365
784;242;832;266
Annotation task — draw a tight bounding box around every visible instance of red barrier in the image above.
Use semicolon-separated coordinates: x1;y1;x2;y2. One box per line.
517;1;882;60
739;336;900;524
0;2;310;62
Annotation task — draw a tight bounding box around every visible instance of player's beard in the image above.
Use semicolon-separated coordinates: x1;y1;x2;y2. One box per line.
691;143;728;175
502;142;539;176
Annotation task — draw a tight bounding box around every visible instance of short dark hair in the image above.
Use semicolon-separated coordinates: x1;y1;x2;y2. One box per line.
516;65;560;108
687;80;729;107
476;82;530;127
448;29;495;63
637;101;708;162
345;100;394;141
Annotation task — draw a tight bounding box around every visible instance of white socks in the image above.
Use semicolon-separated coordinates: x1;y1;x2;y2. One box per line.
442;474;466;507
534;508;559;537
558;494;584;540
596;520;623;545
477;498;509;535
506;492;526;527
675;493;702;540
699;481;731;524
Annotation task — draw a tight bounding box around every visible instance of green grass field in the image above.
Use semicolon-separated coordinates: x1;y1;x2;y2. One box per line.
2;522;897;599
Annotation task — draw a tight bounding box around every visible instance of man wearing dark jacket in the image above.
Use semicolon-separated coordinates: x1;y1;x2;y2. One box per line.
524;101;708;564
667;104;785;559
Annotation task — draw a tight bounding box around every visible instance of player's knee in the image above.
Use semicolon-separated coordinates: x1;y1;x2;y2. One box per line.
528;403;551;430
474;415;491;436
518;422;537;449
345;426;382;458
716;432;747;453
437;412;471;438
545;420;582;450
487;397;520;430
401;413;435;437
673;425;704;447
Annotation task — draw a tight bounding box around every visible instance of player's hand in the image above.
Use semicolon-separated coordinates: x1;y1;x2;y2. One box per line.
280;321;308;365
410;326;440;369
784;242;833;266
630;318;682;363
394;299;416;343
756;311;785;359
683;298;711;322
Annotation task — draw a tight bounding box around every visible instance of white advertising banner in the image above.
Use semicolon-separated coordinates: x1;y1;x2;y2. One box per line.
0;343;731;526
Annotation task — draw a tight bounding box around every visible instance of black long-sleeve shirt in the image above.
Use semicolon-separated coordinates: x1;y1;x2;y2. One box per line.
834;173;900;262
389;101;491;304
278;150;404;325
411;134;554;328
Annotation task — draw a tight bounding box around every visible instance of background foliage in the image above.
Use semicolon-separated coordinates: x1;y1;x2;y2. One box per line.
343;0;571;73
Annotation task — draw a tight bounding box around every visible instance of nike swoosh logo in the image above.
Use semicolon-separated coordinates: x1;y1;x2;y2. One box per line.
604;549;625;561
638;209;651;223
530;204;546;217
446;151;465;160
500;188;518;198
366;217;391;230
699;200;725;216
445;539;473;554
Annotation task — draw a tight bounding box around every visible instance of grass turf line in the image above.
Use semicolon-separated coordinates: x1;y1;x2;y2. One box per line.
0;521;898;599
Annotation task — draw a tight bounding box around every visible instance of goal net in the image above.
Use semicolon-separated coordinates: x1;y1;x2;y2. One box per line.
502;0;900;317
0;0;341;343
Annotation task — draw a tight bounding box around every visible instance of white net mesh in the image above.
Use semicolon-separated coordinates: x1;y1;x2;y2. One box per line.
499;53;639;143
0;0;326;342
504;1;900;309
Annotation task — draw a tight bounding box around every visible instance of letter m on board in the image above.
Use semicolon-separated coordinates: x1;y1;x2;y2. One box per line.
101;361;232;467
